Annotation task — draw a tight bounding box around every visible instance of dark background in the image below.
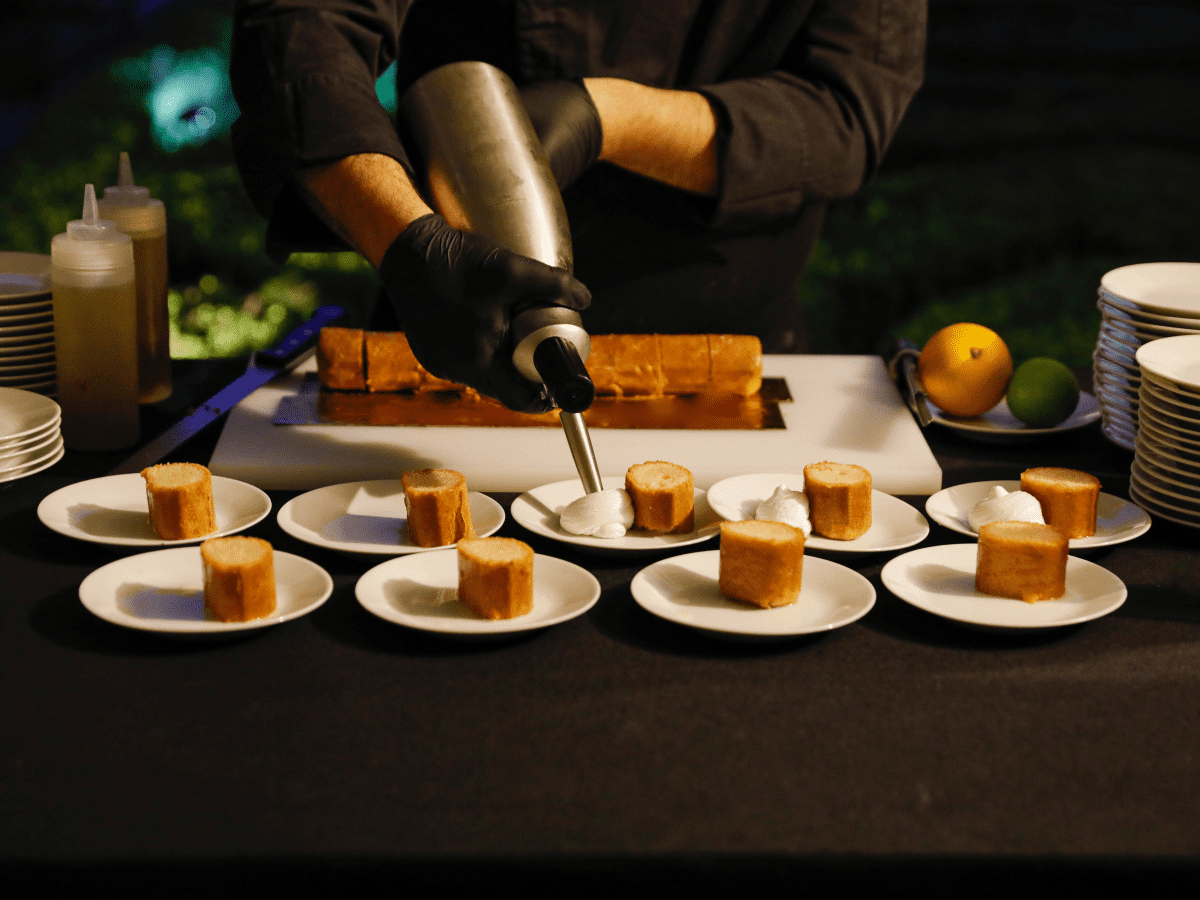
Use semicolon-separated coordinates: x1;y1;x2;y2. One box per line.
2;0;1198;363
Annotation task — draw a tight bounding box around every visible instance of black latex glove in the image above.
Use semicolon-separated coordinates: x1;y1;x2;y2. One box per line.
519;80;603;191
380;214;591;413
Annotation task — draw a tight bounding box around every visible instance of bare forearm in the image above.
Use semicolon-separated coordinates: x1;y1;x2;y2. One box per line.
583;78;718;196
297;154;434;267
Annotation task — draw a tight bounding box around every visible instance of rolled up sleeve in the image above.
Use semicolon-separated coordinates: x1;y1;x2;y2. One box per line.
697;0;926;231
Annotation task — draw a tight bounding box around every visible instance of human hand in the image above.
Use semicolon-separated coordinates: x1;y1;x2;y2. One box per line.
519;80;603;190
379;214;591;413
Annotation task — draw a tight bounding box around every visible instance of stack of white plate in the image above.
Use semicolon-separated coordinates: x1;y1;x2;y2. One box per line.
1093;262;1200;451
1130;334;1200;530
0;385;64;484
0;251;55;396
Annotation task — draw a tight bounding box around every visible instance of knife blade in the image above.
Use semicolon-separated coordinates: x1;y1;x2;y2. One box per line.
887;339;933;426
108;305;345;475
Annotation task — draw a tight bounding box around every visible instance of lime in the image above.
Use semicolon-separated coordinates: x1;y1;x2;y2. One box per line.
1006;358;1080;427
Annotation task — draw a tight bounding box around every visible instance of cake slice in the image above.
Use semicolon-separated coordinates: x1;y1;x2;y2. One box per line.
975;520;1068;602
708;334;763;396
719;519;805;608
1019;467;1101;538
625;461;694;533
317;326;365;390
365;331;423;392
804;461;872;540
141;462;217;540
200;535;277;622
401;468;476;547
657;334;711;394
457;537;534;620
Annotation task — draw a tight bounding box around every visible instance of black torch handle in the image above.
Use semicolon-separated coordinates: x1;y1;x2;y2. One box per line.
533;336;595;414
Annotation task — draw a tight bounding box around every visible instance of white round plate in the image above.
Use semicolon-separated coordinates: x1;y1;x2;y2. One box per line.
0;437;63;483
1099;294;1200;329
925;393;1100;442
1130;471;1200;518
510;476;720;555
1138;407;1200;449
1136;334;1200;391
630;549;875;641
1141;378;1200;415
38;472;272;547
0;251;50;303
1129;481;1200;530
1101;262;1200;317
1093;351;1141;384
355;548;600;637
0;419;59;453
0;299;52;317
924;480;1151;549
1101;420;1137;452
1133;458;1200;502
1138;429;1200;469
705;472;929;555
1139;390;1200;431
0;385;60;441
881;544;1126;630
79;547;332;636
0;426;60;464
276;480;504;555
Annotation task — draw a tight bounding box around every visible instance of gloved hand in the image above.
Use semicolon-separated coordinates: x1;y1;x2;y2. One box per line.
519;80;603;190
380;213;591;413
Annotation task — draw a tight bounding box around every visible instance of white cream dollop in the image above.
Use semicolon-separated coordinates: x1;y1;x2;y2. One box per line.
754;484;812;537
560;488;636;539
967;485;1045;531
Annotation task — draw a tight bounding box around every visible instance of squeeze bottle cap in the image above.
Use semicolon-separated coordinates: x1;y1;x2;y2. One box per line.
51;183;133;273
98;152;165;234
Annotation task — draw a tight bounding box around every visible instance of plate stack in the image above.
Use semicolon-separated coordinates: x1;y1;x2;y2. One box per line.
1130;334;1200;530
0;386;64;485
0;251;56;396
1093;262;1200;451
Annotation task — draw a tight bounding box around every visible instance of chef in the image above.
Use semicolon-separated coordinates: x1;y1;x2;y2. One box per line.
230;0;927;411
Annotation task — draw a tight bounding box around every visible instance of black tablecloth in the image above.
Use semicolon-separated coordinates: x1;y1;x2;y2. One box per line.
3;361;1199;897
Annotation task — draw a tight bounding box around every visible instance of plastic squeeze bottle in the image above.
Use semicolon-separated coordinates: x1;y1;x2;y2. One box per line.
98;152;171;402
51;184;140;451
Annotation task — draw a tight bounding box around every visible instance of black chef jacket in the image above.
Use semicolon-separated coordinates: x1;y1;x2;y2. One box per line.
231;0;926;352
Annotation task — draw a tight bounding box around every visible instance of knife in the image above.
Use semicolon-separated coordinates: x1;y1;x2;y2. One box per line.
887;338;933;426
108;305;345;475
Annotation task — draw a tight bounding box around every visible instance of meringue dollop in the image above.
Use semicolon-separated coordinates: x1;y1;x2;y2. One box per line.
754;484;812;536
966;485;1045;531
560;489;636;539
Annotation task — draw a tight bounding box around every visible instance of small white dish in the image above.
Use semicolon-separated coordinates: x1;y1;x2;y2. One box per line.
1133;459;1200;503
630;549;875;641
705;472;929;555
0;427;60;464
355;548;600;637
510;476;720;555
276;479;504;555
925;393;1100;442
38;472;272;547
1099;295;1200;329
0;419;59;453
79;546;332;636
1137;334;1200;392
1129;481;1200;530
0;438;63;483
1101;263;1200;318
880;544;1126;630
0;251;50;302
0;385;60;441
1139;407;1200;449
923;480;1151;549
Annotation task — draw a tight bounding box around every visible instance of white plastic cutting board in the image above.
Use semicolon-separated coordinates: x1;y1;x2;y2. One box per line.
208;354;942;495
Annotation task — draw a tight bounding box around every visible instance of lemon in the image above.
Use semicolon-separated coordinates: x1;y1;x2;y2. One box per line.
1006;357;1080;428
917;323;1013;417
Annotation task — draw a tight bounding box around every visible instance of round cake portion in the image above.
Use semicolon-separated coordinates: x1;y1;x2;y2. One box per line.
975;520;1068;603
803;461;872;540
200;535;277;622
402;468;476;548
625;461;694;534
1019;467;1100;539
718;519;805;609
141;462;216;541
457;537;534;620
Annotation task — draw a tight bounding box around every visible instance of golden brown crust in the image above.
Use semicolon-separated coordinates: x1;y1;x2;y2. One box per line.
975;520;1068;602
719;519;805;608
401;468;476;548
365;331;423;392
1019;467;1101;538
457;537;534;620
317;327;365;390
141;462;217;540
625;461;695;533
804;461;872;540
708;334;763;395
657;334;711;394
200;536;277;622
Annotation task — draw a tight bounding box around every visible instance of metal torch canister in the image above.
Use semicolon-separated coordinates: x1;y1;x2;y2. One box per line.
398;61;602;494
